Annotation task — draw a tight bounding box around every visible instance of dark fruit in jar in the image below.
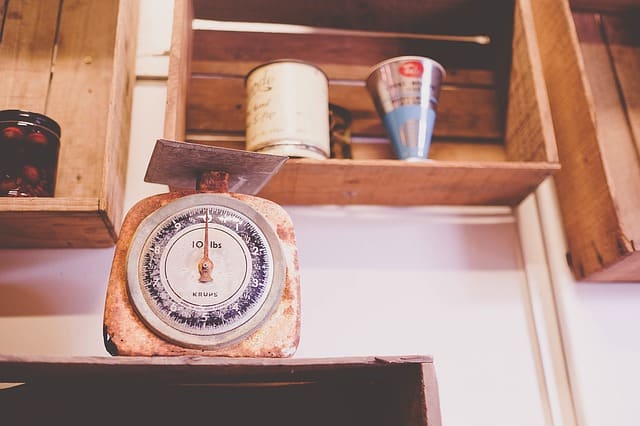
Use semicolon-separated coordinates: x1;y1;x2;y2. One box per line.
2;126;24;141
0;109;60;197
27;130;48;145
0;176;18;192
22;164;40;184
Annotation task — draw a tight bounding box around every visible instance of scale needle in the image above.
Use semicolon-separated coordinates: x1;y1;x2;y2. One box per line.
198;209;214;283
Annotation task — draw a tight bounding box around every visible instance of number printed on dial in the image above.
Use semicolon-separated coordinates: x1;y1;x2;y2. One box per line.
126;193;285;349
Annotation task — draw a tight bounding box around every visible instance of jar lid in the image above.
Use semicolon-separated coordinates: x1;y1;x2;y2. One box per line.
0;109;61;138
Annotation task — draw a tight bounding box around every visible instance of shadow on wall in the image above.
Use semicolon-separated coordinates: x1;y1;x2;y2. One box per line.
0;247;115;316
286;205;520;272
0;205;521;316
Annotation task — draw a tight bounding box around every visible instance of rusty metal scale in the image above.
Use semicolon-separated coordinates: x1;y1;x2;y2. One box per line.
103;139;300;357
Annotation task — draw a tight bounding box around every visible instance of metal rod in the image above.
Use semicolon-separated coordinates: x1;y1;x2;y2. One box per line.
192;19;491;45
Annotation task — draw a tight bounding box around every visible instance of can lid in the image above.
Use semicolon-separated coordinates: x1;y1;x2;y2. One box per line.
244;59;329;86
0;109;61;138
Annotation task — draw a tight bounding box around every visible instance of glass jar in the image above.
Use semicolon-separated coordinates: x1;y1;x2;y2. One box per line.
0;109;61;197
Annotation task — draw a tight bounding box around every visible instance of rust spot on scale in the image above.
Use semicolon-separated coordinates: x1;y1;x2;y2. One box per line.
281;278;294;300
197;171;230;192
277;222;295;242
292;254;300;273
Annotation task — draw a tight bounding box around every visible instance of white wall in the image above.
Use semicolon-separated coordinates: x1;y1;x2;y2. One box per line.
534;181;640;426
2;1;640;425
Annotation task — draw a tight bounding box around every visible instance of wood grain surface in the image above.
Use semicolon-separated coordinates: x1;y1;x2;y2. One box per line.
164;0;559;208
0;0;138;248
258;158;558;206
192;0;510;36
0;0;58;111
532;0;640;280
186;77;502;141
0;354;440;425
0;354;433;382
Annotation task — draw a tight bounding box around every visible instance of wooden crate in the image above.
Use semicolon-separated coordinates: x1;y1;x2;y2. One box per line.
531;0;640;281
0;355;441;426
164;0;559;206
0;0;138;248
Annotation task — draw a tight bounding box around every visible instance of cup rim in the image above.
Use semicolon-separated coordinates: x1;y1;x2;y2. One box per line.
365;56;446;81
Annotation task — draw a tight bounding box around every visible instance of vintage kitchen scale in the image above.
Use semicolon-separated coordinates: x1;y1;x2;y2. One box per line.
103;139;300;357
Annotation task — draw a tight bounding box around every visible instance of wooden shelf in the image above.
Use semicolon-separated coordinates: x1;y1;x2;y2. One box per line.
531;0;640;281
164;0;560;207
0;198;115;247
0;355;441;425
260;158;558;206
0;0;139;248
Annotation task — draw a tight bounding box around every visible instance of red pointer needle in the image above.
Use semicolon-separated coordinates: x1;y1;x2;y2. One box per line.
198;210;214;283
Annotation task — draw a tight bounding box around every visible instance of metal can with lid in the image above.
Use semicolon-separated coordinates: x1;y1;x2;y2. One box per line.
245;60;330;160
0;109;61;197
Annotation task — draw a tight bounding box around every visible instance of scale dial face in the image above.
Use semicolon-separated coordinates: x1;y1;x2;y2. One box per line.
126;193;285;349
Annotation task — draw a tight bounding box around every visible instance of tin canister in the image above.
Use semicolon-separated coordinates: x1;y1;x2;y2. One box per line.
245;60;330;160
366;56;446;161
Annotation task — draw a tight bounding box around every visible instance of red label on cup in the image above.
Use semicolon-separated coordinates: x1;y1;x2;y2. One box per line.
399;61;424;77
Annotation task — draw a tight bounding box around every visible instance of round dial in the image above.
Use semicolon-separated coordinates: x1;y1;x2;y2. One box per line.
126;193;285;349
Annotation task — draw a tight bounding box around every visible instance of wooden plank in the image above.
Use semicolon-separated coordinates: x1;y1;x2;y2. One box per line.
427;141;506;162
0;355;438;426
192;0;508;37
349;140;507;161
531;1;640;280
0;0;59;111
160;0;558;210
603;14;640;154
0;0;5;39
531;2;623;280
554;13;633;280
258;159;559;206
186;77;502;140
0;197;103;212
344;140;507;161
0;0;135;248
505;0;558;163
164;0;193;140
570;0;640;13
0;0;137;248
101;0;139;237
186;137;508;162
0;208;116;248
0;381;417;426
0;354;433;383
601;12;640;45
46;0;118;198
575;13;640;279
422;363;443;426
399;362;443;426
193;59;496;87
192;30;498;76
